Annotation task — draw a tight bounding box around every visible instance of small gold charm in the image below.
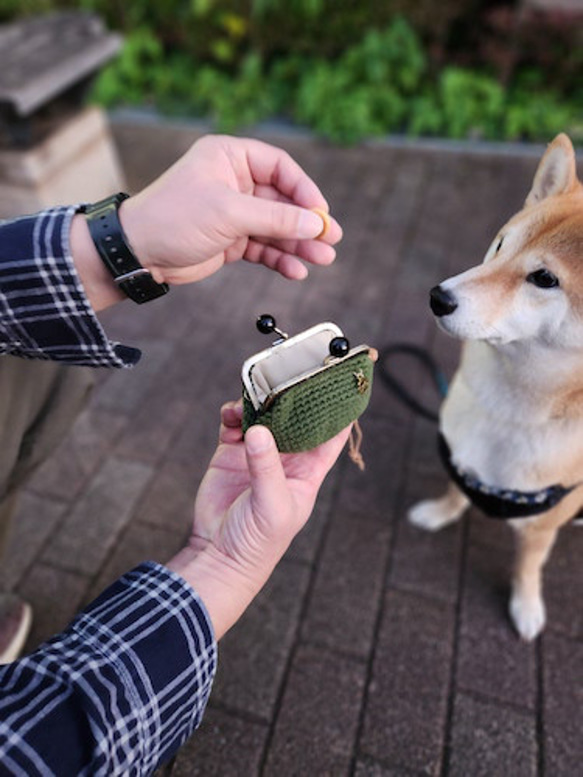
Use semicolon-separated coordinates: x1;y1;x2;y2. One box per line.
353;370;369;395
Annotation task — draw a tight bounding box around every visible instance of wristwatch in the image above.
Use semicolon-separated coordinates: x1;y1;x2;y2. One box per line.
82;193;169;304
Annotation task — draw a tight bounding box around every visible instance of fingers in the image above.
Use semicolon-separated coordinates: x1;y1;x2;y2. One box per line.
244;425;290;522
243;240;336;281
241;139;329;210
228;193;324;242
247;235;337;265
219;400;243;444
251;186;342;244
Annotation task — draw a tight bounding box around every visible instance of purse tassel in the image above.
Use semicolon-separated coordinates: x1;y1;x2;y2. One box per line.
348;420;365;471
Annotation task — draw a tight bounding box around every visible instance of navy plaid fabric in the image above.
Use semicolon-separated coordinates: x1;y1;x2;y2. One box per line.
0;210;218;772
0;563;217;775
0;207;140;367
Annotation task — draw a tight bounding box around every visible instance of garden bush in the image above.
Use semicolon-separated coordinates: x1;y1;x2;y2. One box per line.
2;1;582;145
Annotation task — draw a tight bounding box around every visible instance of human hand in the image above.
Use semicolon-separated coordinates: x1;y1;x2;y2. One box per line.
166;401;350;639
119;135;343;286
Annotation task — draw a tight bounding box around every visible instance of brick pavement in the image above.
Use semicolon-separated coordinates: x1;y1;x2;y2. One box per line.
3;119;582;775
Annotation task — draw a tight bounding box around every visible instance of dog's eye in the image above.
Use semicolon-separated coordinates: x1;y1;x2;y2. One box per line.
495;237;504;253
526;269;559;289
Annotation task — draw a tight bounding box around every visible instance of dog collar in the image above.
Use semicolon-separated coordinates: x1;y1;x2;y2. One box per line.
437;433;575;519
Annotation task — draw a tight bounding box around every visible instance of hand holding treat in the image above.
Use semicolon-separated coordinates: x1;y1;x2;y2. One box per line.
71;135;343;310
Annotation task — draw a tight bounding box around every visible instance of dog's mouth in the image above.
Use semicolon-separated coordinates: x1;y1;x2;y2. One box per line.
430;287;510;344
434;312;509;345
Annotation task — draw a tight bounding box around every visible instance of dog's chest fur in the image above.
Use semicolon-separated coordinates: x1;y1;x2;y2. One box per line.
441;340;583;492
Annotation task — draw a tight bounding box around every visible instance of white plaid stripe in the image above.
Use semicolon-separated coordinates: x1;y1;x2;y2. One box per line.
0;563;217;775
0;207;140;367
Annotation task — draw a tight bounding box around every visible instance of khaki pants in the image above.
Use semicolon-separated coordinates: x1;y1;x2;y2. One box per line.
0;357;95;556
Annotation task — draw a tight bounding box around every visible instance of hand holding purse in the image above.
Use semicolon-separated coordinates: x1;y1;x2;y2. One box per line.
241;315;377;465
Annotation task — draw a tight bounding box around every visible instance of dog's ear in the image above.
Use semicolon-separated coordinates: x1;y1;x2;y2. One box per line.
525;134;579;207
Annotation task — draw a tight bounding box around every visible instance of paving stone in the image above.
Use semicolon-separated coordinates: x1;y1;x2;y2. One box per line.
42;456;153;575
389;515;462;605
85;522;185;604
457;541;537;711
406;419;449;480
543;633;583;776
27;405;127;501
264;644;366;777
133;460;196;536
0;491;66;591
373;152;428;233
114;395;193;467
285;460;342;565
301;509;391;658
430;330;461;380
359;590;454;774
448;693;537;777
99;280;201;343
333;415;411;524
467;507;516;552
210;559;310;720
543;523;583;640
393;416;463;605
18;562;89;650
370;351;438;429
354;758;427;776
168;707;268;777
94;338;174;414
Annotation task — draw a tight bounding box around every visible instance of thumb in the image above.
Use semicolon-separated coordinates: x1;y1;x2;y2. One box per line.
231;193;325;240
244;425;290;527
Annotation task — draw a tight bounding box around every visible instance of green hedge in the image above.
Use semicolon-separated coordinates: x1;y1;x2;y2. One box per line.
91;16;581;144
3;2;582;144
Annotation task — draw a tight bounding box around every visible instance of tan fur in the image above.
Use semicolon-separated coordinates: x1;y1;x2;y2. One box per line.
409;134;583;640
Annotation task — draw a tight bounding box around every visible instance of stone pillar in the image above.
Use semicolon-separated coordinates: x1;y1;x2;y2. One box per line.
0;105;125;219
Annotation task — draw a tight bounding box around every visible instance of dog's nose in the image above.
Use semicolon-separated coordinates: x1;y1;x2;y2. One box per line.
430;285;458;317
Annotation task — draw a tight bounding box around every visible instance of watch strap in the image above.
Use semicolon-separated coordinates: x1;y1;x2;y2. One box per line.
82;193;169;304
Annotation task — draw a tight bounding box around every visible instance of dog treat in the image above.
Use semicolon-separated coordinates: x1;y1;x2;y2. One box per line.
311;207;331;240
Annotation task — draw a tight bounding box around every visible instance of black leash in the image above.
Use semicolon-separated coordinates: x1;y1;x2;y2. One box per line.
377;343;448;423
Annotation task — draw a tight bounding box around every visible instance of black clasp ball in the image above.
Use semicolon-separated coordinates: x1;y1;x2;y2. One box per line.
256;314;288;341
256;314;276;334
329;336;350;358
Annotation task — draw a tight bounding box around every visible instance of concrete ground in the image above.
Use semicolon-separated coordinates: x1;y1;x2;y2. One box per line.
4;118;582;775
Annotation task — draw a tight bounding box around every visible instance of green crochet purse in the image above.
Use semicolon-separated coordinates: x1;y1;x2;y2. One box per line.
242;315;376;457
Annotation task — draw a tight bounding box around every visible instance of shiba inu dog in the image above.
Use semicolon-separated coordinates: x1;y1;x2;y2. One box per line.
409;134;583;640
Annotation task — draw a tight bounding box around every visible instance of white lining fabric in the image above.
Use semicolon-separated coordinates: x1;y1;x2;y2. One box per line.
243;323;343;407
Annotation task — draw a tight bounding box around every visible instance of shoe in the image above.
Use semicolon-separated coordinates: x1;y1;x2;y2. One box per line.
0;594;32;664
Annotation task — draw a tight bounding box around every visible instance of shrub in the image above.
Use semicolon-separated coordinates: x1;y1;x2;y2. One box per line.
2;3;581;145
438;67;505;140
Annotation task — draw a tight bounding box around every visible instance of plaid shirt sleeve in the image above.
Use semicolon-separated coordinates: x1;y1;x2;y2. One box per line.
0;562;217;775
0;206;141;367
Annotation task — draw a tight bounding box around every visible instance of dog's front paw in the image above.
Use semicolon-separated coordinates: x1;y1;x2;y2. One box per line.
408;498;461;532
509;591;546;641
